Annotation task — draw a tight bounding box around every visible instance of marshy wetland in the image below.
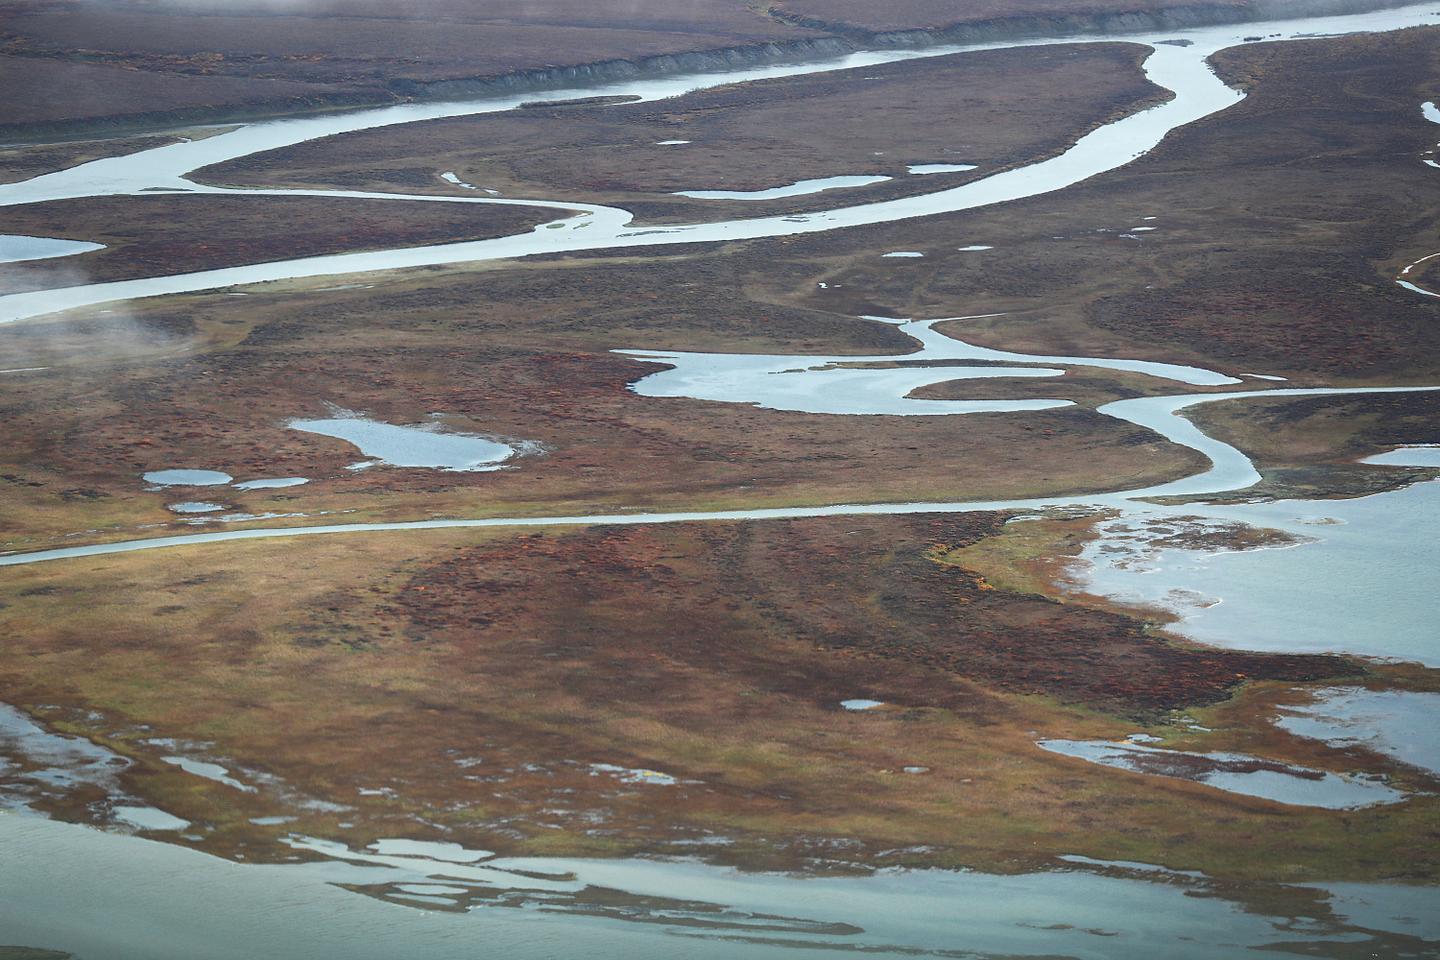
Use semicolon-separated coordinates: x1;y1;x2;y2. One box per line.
1;1;1439;957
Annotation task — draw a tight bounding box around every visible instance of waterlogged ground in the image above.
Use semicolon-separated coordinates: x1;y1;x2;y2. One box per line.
1068;477;1440;665
0;3;1438;958
4;814;1437;960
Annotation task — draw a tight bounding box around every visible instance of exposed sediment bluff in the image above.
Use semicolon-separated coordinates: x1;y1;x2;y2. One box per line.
5;0;1420;140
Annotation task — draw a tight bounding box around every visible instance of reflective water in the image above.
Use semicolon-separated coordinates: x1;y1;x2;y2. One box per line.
1363;444;1440;467
1036;739;1405;808
143;469;233;487
0;234;103;265
1073;479;1440;666
6;6;1440;326
908;163;979;174
112;805;189;831
1276;688;1440;776
620;315;1238;417
232;477;310;490
675;175;892;200
1396;278;1440;297
161;756;256;792
289;415;517;472
0;704;129;813
166;502;225;514
623;353;1064;417
367;838;494;861
1;813;1434;960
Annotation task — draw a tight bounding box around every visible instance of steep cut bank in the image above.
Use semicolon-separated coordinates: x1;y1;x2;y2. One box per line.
367;0;1427;105
0;0;1418;141
768;0;1423;36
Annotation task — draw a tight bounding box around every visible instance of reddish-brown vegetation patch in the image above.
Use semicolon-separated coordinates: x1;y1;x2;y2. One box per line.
400;515;1356;716
703;28;1440;382
0;53;350;134
399;520;1001;717
761;516;1354;712
201;43;1162;224
0;194;555;292
0;0;822;135
0;255;1204;546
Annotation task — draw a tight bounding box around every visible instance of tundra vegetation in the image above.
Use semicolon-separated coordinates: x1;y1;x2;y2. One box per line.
0;0;1437;933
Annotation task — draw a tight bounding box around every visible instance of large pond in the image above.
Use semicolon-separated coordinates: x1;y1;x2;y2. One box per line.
289;414;518;472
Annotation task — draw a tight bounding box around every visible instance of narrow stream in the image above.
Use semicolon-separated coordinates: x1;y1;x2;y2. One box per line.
0;6;1435;569
3;381;1435;568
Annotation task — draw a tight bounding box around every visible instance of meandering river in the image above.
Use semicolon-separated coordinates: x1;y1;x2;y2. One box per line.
2;4;1440;325
2;4;1439;957
0;2;1436;577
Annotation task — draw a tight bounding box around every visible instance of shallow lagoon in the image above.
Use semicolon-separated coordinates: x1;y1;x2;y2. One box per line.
1036;739;1404;808
1277;687;1440;776
1074;479;1440;666
2;814;1436;960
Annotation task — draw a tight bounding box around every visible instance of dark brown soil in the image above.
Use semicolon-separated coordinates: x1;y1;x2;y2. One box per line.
199;43;1164;225
771;0;1266;32
0;0;823;135
681;28;1440;382
0;194;554;292
0;254;1203;547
